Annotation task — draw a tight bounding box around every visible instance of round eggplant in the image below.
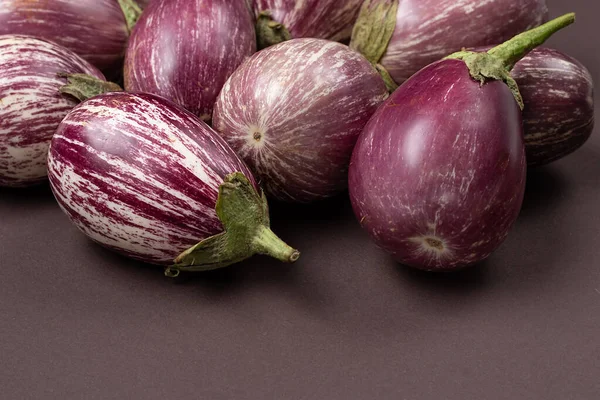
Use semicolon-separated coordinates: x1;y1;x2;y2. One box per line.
0;0;142;75
350;0;548;86
512;48;594;166
213;38;389;203
348;15;574;271
124;0;256;122
47;92;298;274
0;35;106;187
254;0;363;49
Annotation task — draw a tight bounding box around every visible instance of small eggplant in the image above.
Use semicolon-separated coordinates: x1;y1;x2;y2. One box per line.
124;0;257;121
0;0;143;75
350;0;548;87
254;0;364;49
213;38;389;203
47;92;298;275
0;35;115;187
348;14;574;271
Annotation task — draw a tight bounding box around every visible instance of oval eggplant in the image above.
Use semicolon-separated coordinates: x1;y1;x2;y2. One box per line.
351;0;548;85
254;0;363;49
348;15;573;271
213;38;389;203
0;0;139;74
512;48;594;166
124;0;256;122
47;92;298;273
0;35;105;187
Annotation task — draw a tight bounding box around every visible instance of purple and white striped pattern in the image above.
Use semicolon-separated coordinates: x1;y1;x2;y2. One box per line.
380;0;548;84
349;60;526;271
511;48;594;166
124;0;256;122
253;0;363;43
0;35;105;187
0;0;129;74
47;92;255;265
213;38;389;203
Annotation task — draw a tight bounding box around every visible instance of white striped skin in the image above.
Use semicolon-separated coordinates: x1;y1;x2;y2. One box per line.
124;0;256;121
48;92;255;266
381;0;548;84
213;38;389;203
0;35;105;187
0;0;128;74
253;0;363;43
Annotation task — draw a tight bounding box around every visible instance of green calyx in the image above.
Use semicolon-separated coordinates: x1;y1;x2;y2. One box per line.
117;0;143;33
58;73;123;102
164;172;300;277
445;12;576;110
256;11;292;50
350;0;399;92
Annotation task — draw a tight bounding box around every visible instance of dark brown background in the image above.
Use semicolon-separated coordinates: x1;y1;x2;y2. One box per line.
1;0;599;398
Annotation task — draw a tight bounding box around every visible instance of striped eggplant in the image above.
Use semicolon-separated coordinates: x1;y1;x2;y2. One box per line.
213;38;389;203
348;15;574;271
512;48;594;166
47;92;298;274
124;0;256;122
254;0;364;49
0;35;107;188
350;0;548;86
0;0;142;75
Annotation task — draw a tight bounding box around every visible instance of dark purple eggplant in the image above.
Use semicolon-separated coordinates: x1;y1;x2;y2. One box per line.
254;0;363;49
348;14;574;271
0;0;143;75
47;92;299;275
512;48;594;166
124;0;256;121
213;38;389;203
0;35;113;188
350;0;548;88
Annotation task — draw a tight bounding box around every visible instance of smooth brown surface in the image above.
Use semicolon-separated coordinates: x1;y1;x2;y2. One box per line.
1;1;599;398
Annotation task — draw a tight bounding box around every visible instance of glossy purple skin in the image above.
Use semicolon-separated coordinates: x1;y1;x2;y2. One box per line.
47;92;255;265
380;0;548;84
124;0;257;122
0;0;129;74
253;0;363;43
349;59;526;271
0;35;105;187
512;48;595;166
213;38;389;203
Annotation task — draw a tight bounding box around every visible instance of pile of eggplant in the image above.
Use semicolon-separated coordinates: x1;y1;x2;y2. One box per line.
0;0;593;275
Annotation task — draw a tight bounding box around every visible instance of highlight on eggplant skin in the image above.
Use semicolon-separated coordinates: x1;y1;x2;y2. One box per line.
0;35;105;188
379;0;549;84
46;92;256;265
124;0;257;122
0;0;130;74
213;38;389;204
512;48;594;167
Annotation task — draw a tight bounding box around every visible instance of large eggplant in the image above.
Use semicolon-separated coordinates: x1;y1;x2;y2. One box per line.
348;15;574;271
124;0;256;122
0;35;107;188
0;0;142;74
213;38;389;203
512;48;594;166
47;92;298;274
350;0;548;86
254;0;364;49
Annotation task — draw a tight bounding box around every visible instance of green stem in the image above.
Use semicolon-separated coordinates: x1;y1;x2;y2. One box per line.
117;0;143;33
166;172;299;277
58;73;123;102
349;0;399;65
488;12;575;71
256;11;292;50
